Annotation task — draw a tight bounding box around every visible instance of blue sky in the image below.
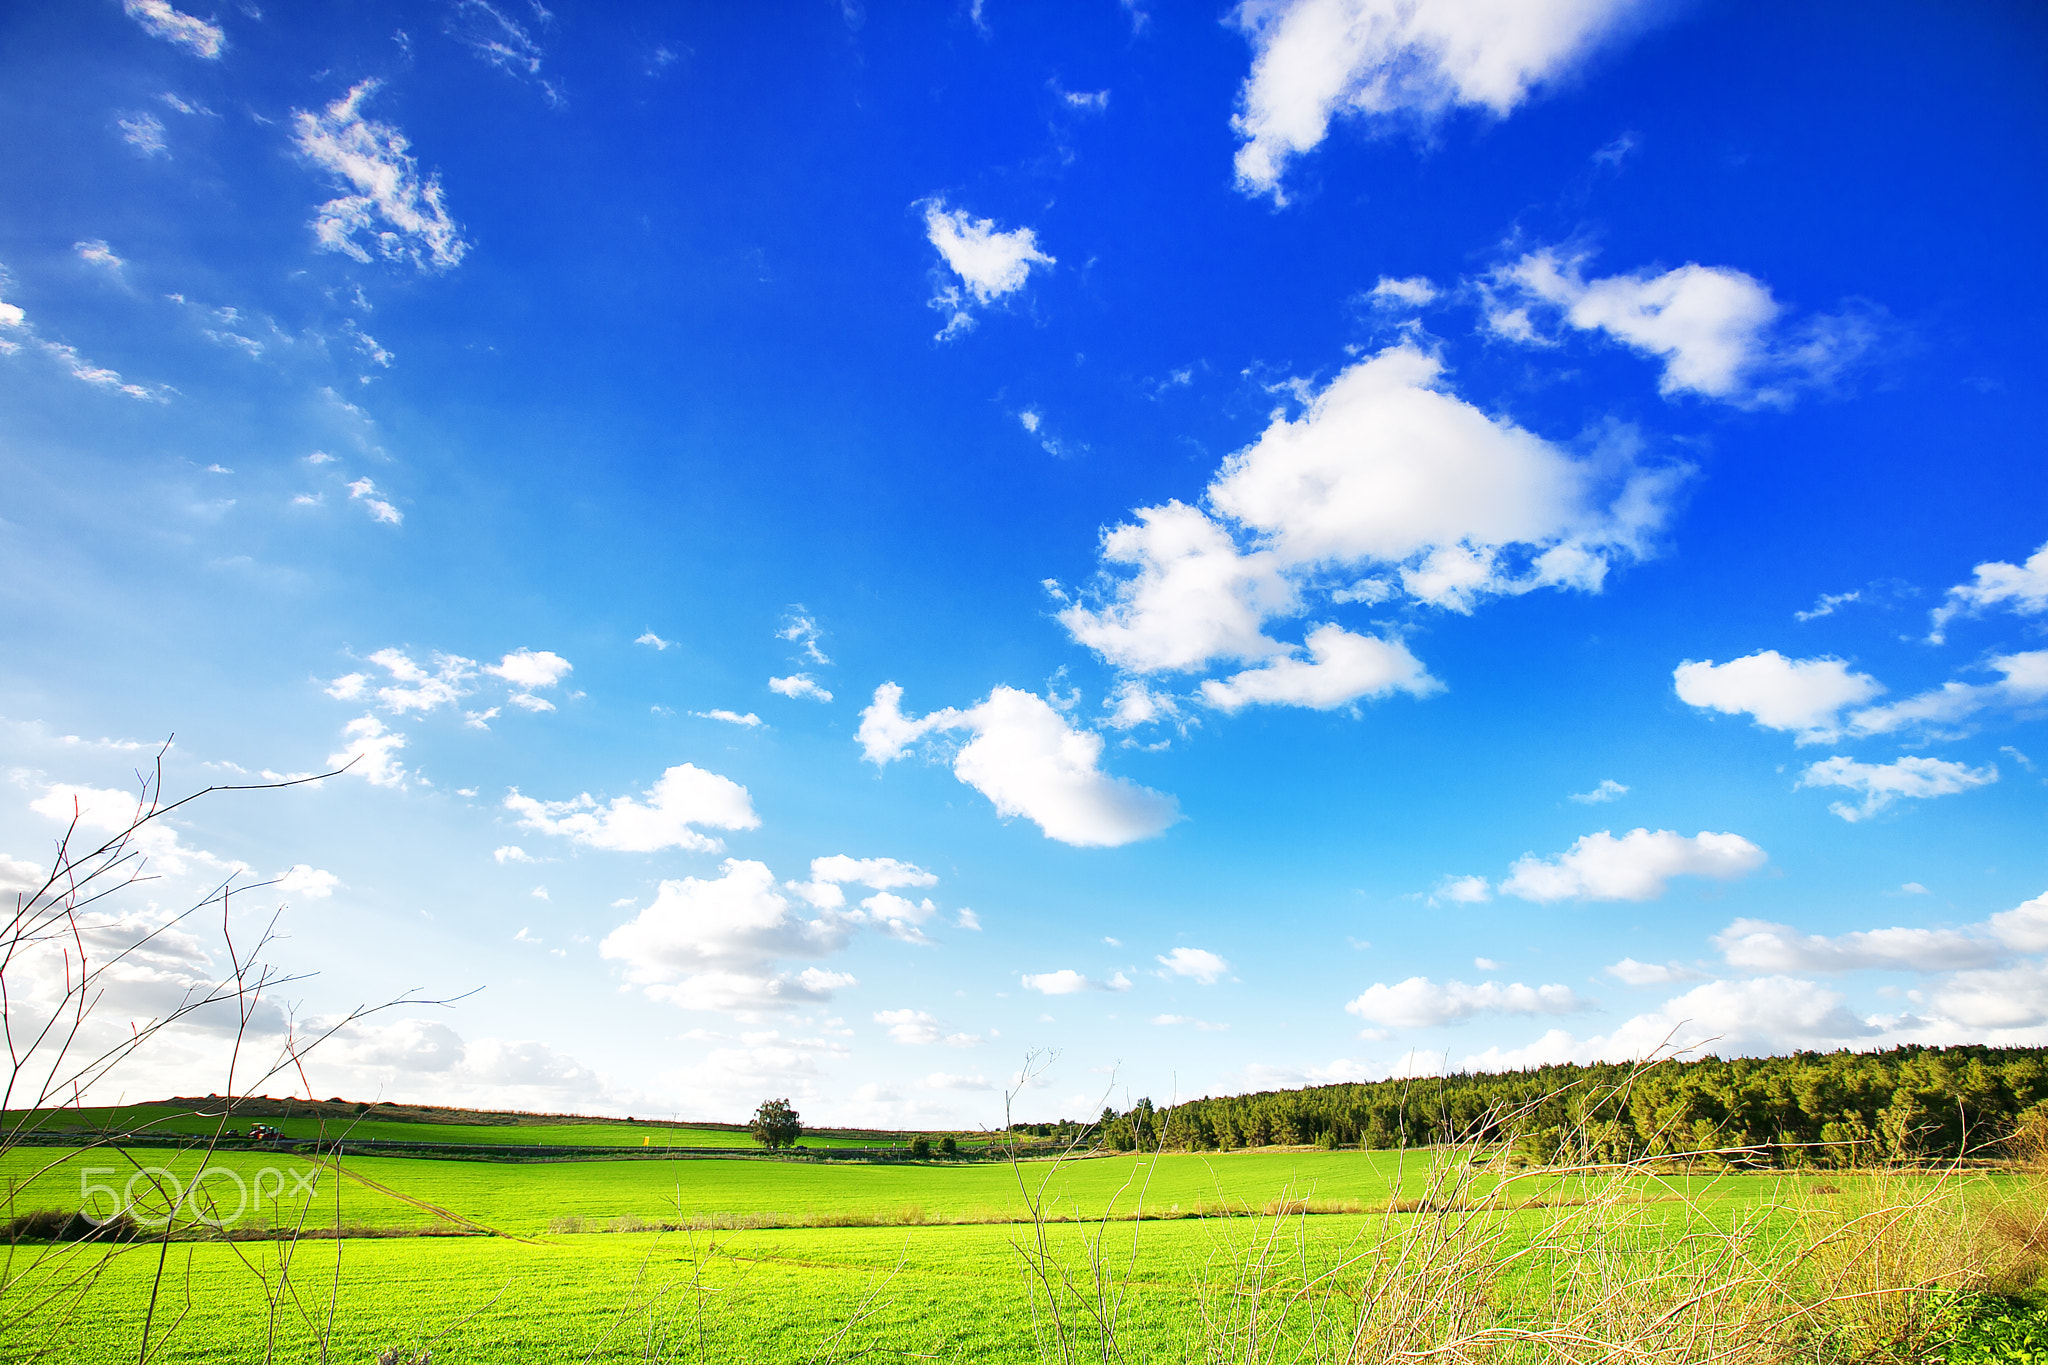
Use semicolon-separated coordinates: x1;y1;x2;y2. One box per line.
1;0;2044;1126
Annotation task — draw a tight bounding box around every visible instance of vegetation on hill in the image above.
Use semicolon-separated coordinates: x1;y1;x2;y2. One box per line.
1109;1045;2048;1164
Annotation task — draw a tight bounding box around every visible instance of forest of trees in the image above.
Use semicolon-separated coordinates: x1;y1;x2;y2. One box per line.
1083;1046;2048;1167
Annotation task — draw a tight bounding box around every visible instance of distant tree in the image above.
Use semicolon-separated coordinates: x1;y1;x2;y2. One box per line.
749;1098;802;1150
939;1136;957;1156
910;1135;932;1159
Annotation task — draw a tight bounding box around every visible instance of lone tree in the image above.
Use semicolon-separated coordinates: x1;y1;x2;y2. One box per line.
750;1098;802;1150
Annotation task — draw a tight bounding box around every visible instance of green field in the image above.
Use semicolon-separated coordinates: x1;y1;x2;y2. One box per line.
0;1127;2032;1363
0;1142;1808;1364
7;1105;928;1150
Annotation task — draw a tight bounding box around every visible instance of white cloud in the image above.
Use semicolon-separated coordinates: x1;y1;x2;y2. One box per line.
694;709;762;727
1715;917;2002;974
1928;962;2048;1030
786;855;938;909
1020;969;1131;995
74;240;125;274
599;860;856;1015
293;80;468;272
1706;891;2048;978
1102;680;1182;732
778;610;830;665
857;891;941;945
1486;247;1879;405
506;692;556;713
1570;778;1628;804
347;477;403;524
123;1;224;58
1344;976;1587;1029
1797;754;1997;822
0;275;164;399
922;1071;992;1090
329;715;407;787
1929;540;2048;642
27;784;236;878
956;908;982;931
360;648;473;714
769;674;834;702
874;1009;980;1047
1229;0;1644;200
494;845;534;864
1847;650;2048;739
1796;590;1861;623
1157;947;1229;984
1489;248;1777;399
1604;958;1704;987
1059;502;1296;673
447;0;564;106
1462;975;1878;1070
1433;874;1492;904
1501;828;1766;903
506;762;759;854
1369;275;1438;308
636;631;673;649
1210;346;1673;609
923;200;1053;338
275;864;339;899
486;648;572;690
0;853;44;895
1200;623;1439;711
859;684;1178;847
1672;650;1883;743
119;111;169;156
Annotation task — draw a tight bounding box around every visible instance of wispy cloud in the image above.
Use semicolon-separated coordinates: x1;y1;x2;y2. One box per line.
122;0;225;59
293;80;468;271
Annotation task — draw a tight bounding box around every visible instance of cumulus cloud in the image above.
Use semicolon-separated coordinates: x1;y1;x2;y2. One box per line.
1054;344;1681;705
1230;0;1645;200
1711;891;2048;976
275;864;339;899
28;784;237;878
1672;650;1883;744
1369;275;1438;308
292;80;468;271
486;648;572;690
599;860;855;1014
1501;828;1766;903
1797;754;1997;822
329;715;407;787
123;0;224;58
1200;624;1439;712
0;853;45;895
859;684;1178;847
1461;975;1878;1070
1157;947;1230;984
1929;540;2048;643
1207;346;1673;608
636;631;673;650
1020;969;1131;995
1432;874;1492;904
695;709;762;727
1846;651;2048;739
505;762;759;854
770;674;834;703
1058;501;1296;674
923;200;1054;339
1344;975;1587;1029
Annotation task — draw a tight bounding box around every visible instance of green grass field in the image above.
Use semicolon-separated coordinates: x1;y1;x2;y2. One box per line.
7;1105;926;1150
0;1127;2032;1364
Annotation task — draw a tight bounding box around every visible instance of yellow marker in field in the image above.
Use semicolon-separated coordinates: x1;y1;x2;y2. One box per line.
643;1136;649;1146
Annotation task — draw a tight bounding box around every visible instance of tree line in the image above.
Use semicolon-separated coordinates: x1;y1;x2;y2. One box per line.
1085;1045;2048;1166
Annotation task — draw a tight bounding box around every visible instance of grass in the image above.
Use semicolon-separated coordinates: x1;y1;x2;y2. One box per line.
0;1130;2037;1362
5;1105;926;1150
